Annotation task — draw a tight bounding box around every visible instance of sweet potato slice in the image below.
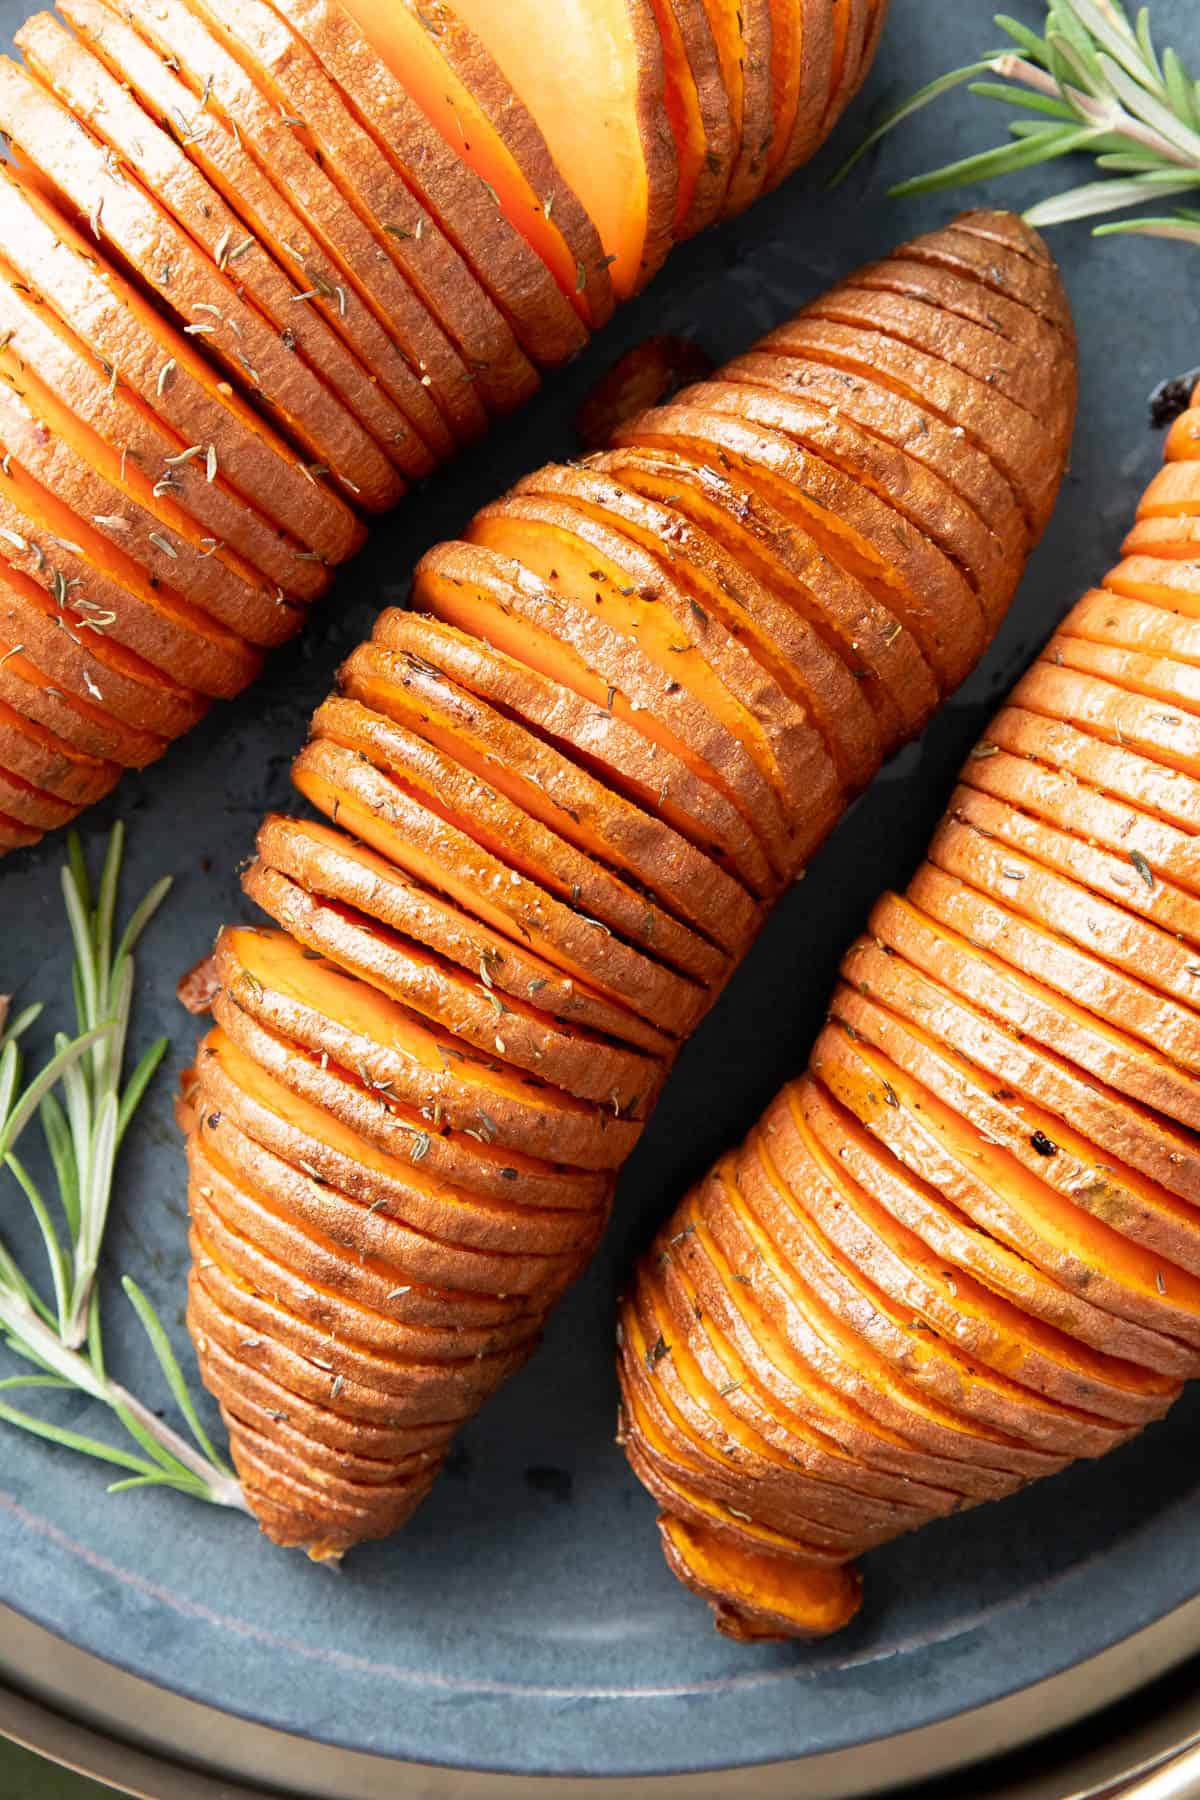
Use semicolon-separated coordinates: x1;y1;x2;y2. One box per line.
59;0;436;482
658;1178;1036;1497
721;350;1028;574
514;459;869;799
1008;661;1200;782
613;398;975;695
760;317;1056;537
0;437;260;701
594;442;911;759
502;471;849;825
896;216;1076;342
739;1121;1141;1456
1047;634;1200;720
21;7;429;488
1120;516;1200;563
255;813;676;1059
174;0;488;447
689;375;1006;633
466;493;808;875
708;1148;1083;1468
0;50;400;513
0;251;323;603
925;814;1200;1027
190;1141;548;1352
213;926;639;1173
0;346;301;649
0;165;361;566
325;0;604;339
802;286;1071;454
983;705;1200;838
795;1067;1194;1397
0;634;167;768
812;1017;1200;1364
649;0;734;235
375;596;776;900
762;0;833;187
626;1272;922;1548
203;999;610;1215
1068;584;1200;661
946;782;1200;967
658;1514;862;1641
962;747;1200;912
711;0;775;217
186;0;518;429
0;579;203;750
842;933;1200;1220
637;1222;975;1513
449;0;677;297
0;699;119;808
909;861;1200;1100
242;860;662;1114
112;0;455;465
195;1029;605;1259
870;890;1200;1137
769;1079;1178;1425
293;723;718;1024
830;977;1200;1293
336;634;754;960
0;764;77;833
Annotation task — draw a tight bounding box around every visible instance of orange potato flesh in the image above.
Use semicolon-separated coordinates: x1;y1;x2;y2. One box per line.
450;0;676;298
336;0;608;330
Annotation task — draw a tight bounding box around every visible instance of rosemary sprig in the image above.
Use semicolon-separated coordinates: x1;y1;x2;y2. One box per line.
834;1;1200;245
0;827;247;1512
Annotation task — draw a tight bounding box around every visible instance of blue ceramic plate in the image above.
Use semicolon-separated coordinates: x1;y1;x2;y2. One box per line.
1;0;1198;1782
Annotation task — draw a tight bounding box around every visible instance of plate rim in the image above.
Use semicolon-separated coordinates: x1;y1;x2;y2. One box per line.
5;1585;1200;1798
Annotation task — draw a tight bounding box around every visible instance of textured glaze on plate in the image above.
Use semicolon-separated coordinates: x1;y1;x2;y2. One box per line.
0;0;1197;1780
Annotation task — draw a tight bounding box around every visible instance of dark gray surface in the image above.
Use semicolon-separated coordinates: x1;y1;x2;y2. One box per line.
1;0;1198;1782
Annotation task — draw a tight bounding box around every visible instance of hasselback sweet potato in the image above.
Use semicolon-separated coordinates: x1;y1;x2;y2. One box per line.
619;376;1200;1643
0;0;890;849
179;212;1076;1556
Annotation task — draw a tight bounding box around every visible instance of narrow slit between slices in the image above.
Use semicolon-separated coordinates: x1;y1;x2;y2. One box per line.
336;645;737;960
412;557;779;896
1;166;361;563
823;1020;1200;1350
299;719;720;1001
830;980;1200;1300
106;0;457;462
753;336;1033;535
413;560;787;884
333;0;602;324
466;506;800;866
173;0;484;447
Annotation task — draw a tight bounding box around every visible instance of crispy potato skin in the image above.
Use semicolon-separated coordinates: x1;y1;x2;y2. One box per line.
175;213;1076;1558
620;376;1200;1644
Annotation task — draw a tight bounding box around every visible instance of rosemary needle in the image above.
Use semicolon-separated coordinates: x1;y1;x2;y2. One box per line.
832;0;1200;248
0;826;247;1512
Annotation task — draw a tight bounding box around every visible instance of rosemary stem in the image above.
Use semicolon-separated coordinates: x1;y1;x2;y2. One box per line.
0;1288;249;1512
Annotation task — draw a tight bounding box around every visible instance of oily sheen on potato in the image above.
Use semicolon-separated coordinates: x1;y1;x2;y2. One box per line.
617;378;1200;1644
178;213;1078;1556
0;0;886;852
